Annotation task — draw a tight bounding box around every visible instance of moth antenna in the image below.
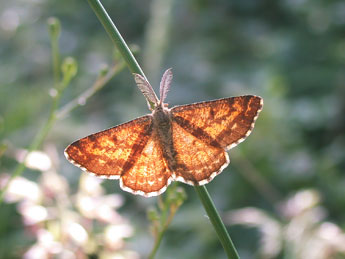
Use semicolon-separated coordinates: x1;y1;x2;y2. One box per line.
159;68;173;105
134;73;159;108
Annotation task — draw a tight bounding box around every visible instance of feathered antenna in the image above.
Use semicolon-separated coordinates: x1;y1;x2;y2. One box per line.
159;68;173;106
134;73;159;109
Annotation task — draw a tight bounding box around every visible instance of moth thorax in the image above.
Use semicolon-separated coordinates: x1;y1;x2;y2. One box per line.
153;106;171;129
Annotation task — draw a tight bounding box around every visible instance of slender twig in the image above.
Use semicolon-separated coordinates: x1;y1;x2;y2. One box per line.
0;60;121;204
48;17;61;84
0;20;63;204
148;183;184;259
86;0;156;110
86;1;240;258
0;19;122;205
148;211;174;259
57;62;125;119
0;74;66;204
86;1;143;75
195;186;240;259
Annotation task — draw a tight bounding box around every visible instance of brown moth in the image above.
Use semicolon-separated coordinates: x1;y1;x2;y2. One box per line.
65;69;263;197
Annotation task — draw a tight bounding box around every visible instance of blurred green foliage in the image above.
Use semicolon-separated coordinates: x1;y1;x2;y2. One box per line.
1;0;345;258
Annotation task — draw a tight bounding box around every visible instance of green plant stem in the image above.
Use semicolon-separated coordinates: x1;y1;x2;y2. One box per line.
0;90;59;204
51;33;60;84
194;185;240;259
47;17;61;84
56;62;125;119
0;59;120;205
149;182;184;259
86;1;240;258
149;224;170;258
0;23;62;204
87;0;143;76
86;0;157;110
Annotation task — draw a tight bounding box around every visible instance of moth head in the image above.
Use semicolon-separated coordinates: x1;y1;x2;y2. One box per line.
134;68;173;111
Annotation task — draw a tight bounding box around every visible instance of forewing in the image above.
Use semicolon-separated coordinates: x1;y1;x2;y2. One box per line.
120;132;173;197
171;121;229;185
171;95;263;150
64;115;152;179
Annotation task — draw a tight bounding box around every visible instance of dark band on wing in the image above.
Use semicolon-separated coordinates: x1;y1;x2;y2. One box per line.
120;123;153;175
172;115;222;148
215;96;261;144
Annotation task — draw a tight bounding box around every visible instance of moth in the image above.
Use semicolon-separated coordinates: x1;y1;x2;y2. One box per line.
65;69;263;197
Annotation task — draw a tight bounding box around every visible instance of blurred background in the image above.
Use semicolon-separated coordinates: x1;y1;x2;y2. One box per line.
1;0;345;258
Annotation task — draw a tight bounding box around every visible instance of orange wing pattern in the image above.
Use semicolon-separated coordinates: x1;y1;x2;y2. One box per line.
170;95;263;185
171;121;229;185
171;95;263;150
120;131;173;196
65;95;263;196
65;115;152;180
